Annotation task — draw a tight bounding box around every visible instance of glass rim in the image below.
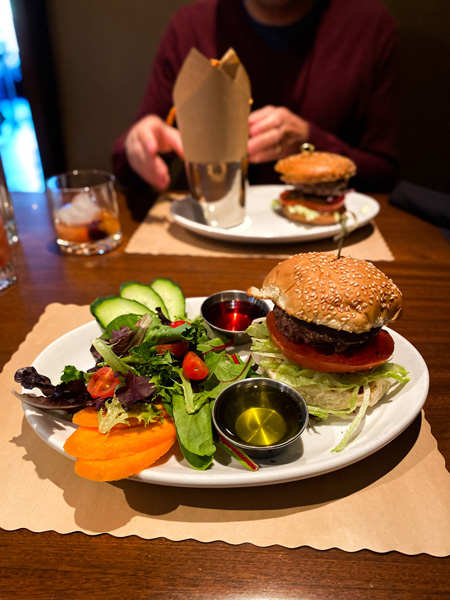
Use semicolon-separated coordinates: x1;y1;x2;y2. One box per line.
45;169;115;192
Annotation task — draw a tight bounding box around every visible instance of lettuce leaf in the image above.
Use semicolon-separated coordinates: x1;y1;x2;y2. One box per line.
332;385;371;452
172;393;216;459
98;395;162;434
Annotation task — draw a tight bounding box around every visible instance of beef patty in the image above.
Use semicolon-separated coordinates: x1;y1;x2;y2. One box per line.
272;305;380;354
291;179;349;197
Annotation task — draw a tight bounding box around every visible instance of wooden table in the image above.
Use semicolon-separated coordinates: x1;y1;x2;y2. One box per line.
1;190;449;599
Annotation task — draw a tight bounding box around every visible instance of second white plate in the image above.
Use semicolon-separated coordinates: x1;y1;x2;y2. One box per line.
170;185;380;244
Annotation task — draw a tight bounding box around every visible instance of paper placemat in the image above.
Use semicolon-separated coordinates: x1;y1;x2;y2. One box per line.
125;198;394;261
2;304;450;556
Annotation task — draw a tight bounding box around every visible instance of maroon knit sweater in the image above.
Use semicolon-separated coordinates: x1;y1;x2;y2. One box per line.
112;0;399;192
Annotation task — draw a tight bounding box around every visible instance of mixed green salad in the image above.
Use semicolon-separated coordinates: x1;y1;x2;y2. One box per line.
13;278;260;471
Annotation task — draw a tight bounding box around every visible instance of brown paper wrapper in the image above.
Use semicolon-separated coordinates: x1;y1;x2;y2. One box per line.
125;197;394;261
173;48;251;163
2;304;450;555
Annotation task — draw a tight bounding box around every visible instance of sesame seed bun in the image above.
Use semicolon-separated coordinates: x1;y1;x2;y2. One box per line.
275;151;357;186
247;252;403;334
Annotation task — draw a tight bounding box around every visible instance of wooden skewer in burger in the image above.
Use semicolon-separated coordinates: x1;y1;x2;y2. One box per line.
274;144;357;225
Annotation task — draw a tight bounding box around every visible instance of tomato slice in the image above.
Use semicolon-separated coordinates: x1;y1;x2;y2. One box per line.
182;351;209;380
169;320;188;328
266;311;394;373
156;341;189;358
87;366;121;398
280;190;346;213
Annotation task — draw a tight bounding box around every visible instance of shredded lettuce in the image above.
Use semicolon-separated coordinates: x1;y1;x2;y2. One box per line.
332;385;371;452
271;199;340;222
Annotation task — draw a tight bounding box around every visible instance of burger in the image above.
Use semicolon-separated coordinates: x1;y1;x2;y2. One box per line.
246;252;410;450
274;146;357;225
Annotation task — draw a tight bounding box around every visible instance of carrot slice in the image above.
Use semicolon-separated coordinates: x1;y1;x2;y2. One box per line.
74;437;176;481
72;407;103;427
63;417;176;460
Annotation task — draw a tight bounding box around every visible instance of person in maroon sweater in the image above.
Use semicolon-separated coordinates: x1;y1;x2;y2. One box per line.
112;0;399;193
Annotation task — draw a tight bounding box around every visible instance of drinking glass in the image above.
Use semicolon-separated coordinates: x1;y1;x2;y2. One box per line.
0;209;16;291
46;170;122;255
0;156;19;245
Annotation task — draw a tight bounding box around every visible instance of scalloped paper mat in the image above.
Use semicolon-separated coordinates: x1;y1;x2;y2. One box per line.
125;197;394;261
2;303;449;555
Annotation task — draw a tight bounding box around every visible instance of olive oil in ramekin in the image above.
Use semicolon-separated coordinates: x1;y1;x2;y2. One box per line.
219;386;301;448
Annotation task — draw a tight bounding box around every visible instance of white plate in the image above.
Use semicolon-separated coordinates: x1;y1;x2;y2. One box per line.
170;185;380;244
23;297;429;488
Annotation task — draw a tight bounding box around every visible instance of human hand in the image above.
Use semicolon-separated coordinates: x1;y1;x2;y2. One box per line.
124;115;184;190
247;105;310;163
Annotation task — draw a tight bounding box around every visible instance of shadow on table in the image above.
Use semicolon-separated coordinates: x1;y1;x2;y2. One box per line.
10;409;422;531
114;413;422;522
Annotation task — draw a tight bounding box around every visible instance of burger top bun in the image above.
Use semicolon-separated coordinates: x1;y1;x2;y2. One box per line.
247;252;403;334
275;150;357;185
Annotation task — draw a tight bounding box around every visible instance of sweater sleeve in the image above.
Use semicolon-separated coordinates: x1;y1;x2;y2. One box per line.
309;18;399;192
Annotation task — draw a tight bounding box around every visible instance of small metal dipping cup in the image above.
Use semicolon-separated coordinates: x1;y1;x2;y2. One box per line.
185;158;247;228
201;290;269;346
212;378;309;459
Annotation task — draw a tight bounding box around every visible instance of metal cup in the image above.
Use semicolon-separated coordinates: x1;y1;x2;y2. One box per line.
0;156;19;245
185;157;247;228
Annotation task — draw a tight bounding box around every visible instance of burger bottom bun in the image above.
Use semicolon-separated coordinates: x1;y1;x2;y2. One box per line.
264;370;392;412
281;204;344;226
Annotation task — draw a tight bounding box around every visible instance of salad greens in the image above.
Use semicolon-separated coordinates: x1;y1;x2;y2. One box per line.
14;308;259;470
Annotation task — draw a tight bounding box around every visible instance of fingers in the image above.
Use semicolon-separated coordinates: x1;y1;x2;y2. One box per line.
248;106;286;162
248;105;276;127
248;106;310;163
158;124;184;159
146;154;171;190
248;106;281;137
248;127;282;163
124;115;184;189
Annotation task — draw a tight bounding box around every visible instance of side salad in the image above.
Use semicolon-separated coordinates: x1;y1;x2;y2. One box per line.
13;278;260;480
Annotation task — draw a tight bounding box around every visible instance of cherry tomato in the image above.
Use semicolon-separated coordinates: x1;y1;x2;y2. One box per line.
87;366;121;398
280;190;346;213
156;341;189;358
169;320;188;328
266;311;394;373
182;351;209;380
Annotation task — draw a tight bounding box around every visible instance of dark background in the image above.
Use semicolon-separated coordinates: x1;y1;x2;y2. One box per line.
11;0;450;191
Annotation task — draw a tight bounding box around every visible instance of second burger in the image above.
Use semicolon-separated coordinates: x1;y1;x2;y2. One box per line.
274;145;357;225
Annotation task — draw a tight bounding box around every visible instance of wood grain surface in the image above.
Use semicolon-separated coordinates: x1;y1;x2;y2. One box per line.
1;190;449;599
